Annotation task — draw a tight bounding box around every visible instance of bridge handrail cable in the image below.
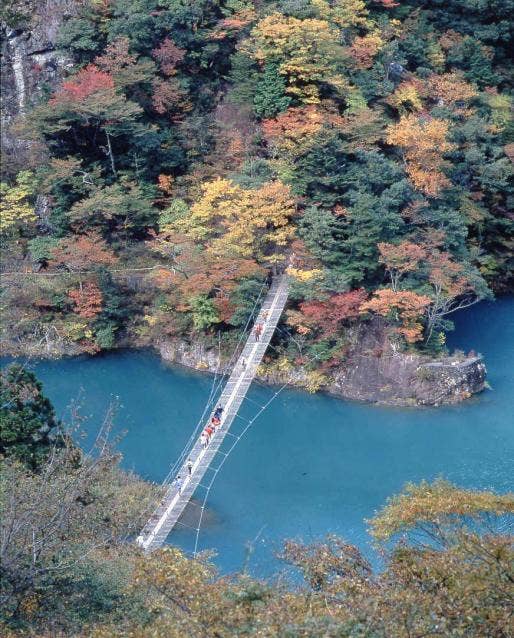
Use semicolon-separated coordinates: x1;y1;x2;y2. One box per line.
137;275;287;551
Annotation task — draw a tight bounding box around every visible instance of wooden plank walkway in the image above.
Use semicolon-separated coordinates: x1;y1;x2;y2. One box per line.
136;274;289;551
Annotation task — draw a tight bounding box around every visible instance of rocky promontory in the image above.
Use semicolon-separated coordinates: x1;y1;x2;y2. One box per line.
156;319;486;407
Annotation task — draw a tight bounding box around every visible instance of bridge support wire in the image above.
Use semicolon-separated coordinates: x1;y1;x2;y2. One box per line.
192;387;286;557
136;274;289;551
161;281;268;487
190;334;340;556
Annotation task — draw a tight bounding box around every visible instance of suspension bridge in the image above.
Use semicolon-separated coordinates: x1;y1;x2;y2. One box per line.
136;273;289;551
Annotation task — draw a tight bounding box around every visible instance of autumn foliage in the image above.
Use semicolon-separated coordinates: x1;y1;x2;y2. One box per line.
68;281;103;318
152;38;185;76
298;289;368;337
387;115;455;196
262;105;344;155
3;0;506;360
360;289;431;343
173;178;296;264
378;241;426;290
50;233;117;272
49;65;114;105
348;33;383;69
244;13;344;103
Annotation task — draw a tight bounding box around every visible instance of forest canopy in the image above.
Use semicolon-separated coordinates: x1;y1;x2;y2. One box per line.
1;0;513;367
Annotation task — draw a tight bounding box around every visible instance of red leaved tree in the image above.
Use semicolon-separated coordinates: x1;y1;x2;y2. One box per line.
50;233;117;272
49;65;114;104
68;281;103;318
299;289;368;337
152;38;185;76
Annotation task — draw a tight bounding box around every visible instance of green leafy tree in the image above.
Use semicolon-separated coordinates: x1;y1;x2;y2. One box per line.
253;61;291;119
56;17;104;61
0;365;63;470
93;270;133;349
190;295;220;331
27;236;60;266
68;180;156;237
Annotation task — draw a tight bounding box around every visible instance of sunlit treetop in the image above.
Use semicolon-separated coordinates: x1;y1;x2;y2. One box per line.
369;479;514;541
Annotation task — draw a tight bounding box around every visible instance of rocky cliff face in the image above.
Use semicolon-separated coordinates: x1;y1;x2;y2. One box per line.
1;1;76;172
2;323;486;407
157;320;486;407
322;318;487;406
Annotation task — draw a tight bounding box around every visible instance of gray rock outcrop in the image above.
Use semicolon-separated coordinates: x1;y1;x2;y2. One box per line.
1;1;76;171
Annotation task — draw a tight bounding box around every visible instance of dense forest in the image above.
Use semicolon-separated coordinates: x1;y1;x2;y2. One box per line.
1;0;512;386
1;365;513;636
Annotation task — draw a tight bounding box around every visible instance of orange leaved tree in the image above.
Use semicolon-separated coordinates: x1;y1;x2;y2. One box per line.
378;241;427;291
424;251;489;342
360;288;431;343
299;289;368;337
68;281;103;319
50;233;117;273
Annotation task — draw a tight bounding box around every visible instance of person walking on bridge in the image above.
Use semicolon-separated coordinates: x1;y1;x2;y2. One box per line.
254;323;263;341
186;458;193;475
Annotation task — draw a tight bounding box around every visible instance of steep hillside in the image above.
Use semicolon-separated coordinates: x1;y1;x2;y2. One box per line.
1;0;513;404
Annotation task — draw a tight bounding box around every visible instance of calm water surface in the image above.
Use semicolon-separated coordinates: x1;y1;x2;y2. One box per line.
4;298;513;574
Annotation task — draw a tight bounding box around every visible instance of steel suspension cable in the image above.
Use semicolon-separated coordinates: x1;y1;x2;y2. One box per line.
160;280;268;486
191;341;335;557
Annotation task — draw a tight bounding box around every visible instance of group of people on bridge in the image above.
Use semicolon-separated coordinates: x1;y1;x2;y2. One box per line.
201;405;224;448
172;405;223;495
254;270;273;341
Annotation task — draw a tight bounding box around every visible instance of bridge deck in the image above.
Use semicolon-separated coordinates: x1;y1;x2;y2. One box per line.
136;274;289;551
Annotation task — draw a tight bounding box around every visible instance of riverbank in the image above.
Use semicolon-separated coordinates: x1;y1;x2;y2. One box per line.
156;322;486;407
1;316;486;407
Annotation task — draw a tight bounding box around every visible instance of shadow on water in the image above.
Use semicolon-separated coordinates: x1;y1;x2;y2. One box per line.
2;297;513;576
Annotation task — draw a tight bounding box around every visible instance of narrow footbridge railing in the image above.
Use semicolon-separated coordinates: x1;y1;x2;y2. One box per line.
136;274;289;551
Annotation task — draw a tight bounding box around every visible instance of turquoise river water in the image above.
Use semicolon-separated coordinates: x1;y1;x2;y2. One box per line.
3;298;513;575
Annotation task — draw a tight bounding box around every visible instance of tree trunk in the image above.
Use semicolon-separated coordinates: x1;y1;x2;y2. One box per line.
105;131;117;177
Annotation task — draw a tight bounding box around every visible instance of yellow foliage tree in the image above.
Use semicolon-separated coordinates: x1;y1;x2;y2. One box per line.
244;13;345;103
0;171;37;234
369;479;514;541
286;267;323;282
387;80;424;113
483;90;513;132
174;178;296;265
312;0;369;30
386;115;454;196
